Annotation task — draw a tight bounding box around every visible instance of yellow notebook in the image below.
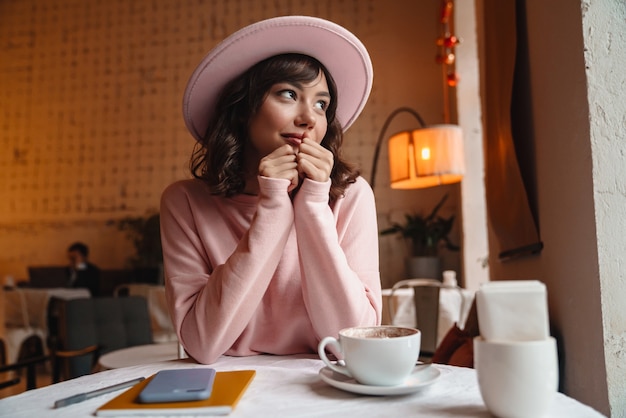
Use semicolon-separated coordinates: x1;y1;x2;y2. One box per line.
96;370;256;416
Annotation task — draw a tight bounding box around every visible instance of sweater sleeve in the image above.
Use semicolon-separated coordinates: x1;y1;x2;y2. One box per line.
160;178;294;364
293;176;382;340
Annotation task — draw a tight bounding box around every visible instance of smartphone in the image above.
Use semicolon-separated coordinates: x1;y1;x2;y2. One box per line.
137;368;216;403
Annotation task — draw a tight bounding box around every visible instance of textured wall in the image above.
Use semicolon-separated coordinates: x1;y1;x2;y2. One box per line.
0;1;382;223
0;0;459;286
583;0;626;415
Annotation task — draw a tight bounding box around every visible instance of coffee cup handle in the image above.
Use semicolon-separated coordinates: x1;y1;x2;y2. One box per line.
318;336;352;378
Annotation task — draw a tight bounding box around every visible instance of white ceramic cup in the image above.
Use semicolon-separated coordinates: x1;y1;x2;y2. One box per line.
318;326;421;386
474;336;559;418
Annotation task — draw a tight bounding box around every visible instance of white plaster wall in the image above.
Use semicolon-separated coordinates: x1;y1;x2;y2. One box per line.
581;1;626;415
454;0;490;291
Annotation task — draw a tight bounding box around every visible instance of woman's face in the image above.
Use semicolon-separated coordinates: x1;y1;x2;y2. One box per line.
247;71;330;159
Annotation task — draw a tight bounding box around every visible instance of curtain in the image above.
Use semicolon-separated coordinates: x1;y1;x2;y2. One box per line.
482;0;542;260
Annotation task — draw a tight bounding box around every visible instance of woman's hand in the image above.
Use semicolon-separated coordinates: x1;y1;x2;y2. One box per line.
258;144;300;192
297;138;334;182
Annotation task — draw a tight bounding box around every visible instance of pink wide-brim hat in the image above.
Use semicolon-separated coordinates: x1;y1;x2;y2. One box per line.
182;15;373;141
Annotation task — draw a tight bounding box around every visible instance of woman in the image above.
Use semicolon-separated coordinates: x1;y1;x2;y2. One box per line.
161;16;381;364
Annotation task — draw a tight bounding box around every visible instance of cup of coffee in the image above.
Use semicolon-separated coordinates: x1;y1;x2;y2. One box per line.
318;326;421;386
474;336;559;418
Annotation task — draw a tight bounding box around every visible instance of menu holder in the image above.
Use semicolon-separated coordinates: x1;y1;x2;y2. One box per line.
96;369;256;416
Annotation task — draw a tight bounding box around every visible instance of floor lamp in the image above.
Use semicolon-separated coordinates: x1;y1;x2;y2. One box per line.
369;107;465;190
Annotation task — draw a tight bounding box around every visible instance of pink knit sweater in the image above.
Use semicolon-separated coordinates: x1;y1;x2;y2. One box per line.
160;175;381;364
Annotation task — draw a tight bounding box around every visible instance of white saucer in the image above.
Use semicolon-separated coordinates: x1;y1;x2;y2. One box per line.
318;365;441;396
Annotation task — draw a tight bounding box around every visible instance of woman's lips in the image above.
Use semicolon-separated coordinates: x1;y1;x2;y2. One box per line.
282;134;303;147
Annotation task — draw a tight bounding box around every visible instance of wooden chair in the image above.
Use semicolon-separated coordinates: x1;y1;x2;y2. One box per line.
1;286;48;391
0;338;20;390
0;337;49;391
47;296;153;382
387;278;468;361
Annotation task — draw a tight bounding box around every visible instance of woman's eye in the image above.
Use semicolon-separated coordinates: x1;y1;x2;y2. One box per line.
315;100;328;111
279;90;296;100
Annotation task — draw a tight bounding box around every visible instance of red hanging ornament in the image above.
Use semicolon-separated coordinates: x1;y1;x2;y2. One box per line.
447;72;458;87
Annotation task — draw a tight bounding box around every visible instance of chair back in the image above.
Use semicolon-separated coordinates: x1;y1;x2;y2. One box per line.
388;279;466;358
0;337;49;391
48;296;153;380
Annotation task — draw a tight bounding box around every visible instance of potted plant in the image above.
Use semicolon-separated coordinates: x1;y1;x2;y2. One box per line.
380;194;459;280
116;212;163;284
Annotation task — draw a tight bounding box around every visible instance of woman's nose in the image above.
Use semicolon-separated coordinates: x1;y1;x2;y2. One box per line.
295;107;316;128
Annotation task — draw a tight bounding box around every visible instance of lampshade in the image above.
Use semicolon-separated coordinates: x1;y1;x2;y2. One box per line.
388;124;464;189
369;107;465;190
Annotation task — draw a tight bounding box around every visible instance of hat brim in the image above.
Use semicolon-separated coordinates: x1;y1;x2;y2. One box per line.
183;16;373;141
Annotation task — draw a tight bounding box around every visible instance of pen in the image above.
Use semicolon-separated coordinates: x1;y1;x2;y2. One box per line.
54;376;145;408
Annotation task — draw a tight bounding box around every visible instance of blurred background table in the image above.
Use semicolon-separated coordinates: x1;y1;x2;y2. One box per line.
2;287;90;363
97;341;180;370
381;286;474;348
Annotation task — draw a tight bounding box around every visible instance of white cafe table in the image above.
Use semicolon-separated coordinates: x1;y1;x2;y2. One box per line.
4;287;90;331
0;354;604;417
98;341;180;370
382;287;475;347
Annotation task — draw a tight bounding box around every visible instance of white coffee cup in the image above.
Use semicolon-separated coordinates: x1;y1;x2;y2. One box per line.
318;326;421;386
474;336;559;418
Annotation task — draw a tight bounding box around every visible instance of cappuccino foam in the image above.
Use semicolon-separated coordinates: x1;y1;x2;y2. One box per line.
343;326;417;339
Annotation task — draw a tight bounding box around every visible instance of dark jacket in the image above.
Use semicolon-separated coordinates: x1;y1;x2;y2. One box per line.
68;262;101;297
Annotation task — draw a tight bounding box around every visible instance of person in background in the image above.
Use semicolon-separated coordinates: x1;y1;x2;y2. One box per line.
160;16;381;364
67;241;101;297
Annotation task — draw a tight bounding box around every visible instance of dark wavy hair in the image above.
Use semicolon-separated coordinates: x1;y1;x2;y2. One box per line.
190;53;359;202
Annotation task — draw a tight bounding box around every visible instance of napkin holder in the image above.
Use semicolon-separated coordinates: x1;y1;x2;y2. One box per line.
476;280;550;341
